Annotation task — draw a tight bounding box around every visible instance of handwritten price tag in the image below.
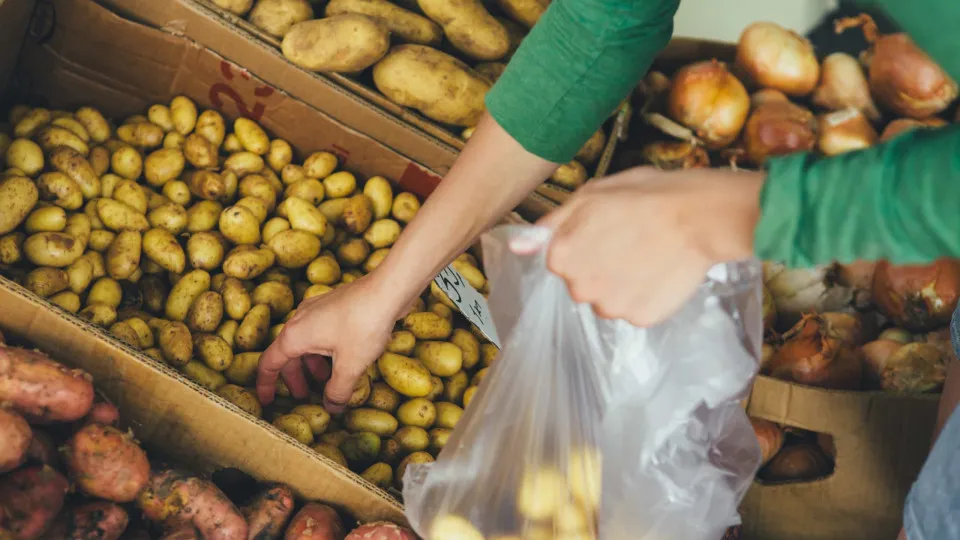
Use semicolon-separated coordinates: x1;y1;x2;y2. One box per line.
434;266;500;347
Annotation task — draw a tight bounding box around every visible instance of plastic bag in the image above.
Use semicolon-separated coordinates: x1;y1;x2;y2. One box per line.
403;225;764;540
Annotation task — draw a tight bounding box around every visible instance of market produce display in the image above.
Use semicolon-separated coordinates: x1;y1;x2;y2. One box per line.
0;97;499;492
0;335;418;539
201;0;609;191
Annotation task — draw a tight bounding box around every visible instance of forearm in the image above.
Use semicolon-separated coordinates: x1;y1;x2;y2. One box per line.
934;359;960;441
374;114;555;308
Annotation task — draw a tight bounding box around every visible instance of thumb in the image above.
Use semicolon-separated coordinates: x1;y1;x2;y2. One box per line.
323;355;366;414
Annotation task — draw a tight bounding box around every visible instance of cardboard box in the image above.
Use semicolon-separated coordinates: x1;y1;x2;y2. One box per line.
740;376;939;540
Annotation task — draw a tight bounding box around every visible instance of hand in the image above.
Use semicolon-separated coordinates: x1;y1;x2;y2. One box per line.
528;166;764;326
255;275;405;412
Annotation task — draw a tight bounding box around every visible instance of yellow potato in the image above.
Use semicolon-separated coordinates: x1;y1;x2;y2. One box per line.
274;414;314;445
340;194;373;234
194;333;234;372
222;170;239;201
36;125;89;155
0;232;24;265
143;148;186;188
301;152;336;179
217;384;262;417
434;401;463;429
195;110;227;148
394;425;430;453
75;107;111;143
363;218;401;248
303;256;339;288
282;197;328;236
284;178;325;205
35;172;82;210
184;231;223;271
143;228;186;273
396;398;436;428
373;45;491;126
110;321;143;348
267;229;321;268
24;206;66;233
367;382;401;412
105;230;142;280
475;62;507;84
261;167;284;193
266;139;293;172
391;191;420;223
13;108;51;138
481;343;498;367
77;302;117;327
462;385;478;408
95;199;149;232
345;408;399;436
347;372;373;407
49;290;81;313
429;515;483;540
550;160;587;189
302;284;333;300
112;180;148;214
232;118;270;155
51;117;90;142
187;291;224;333
575;129;607;166
110;145;143;181
312;442;348;467
236;304;271;351
162;180;191;206
82;251;107;279
378;352;433;397
282;15;390;73
361;462;393;489
251;282;295;320
404;311;453;340
219;277;253;321
117;122;165;148
185;170;227;202
291;404;332;435
6;139;44;176
385;330;416;356
23;232;84;267
0;176;39;237
418;0;508;60
148;203;188;234
326;0;442;45
425;375;444;401
219;205;261;245
87;230;115;253
363;248;389;273
397;451;434;488
186;200;223;233
170;96;199;135
449;329;480;371
166;269;211;321
415;341;463;377
147;104;175;132
282;164;307;185
443;370;469;404
223;133;243;153
123;317;155;349
336;238;370;268
471;367;489;386
183;360;228;391
222;248;276;279
183;133;218;169
429;427;451;451
238;173;276;209
225;351;261;385
359;176;392;220
87;146;110;176
24;267;69;298
318;199;349;226
516;466;567;520
47;147;99;200
216;319;239;348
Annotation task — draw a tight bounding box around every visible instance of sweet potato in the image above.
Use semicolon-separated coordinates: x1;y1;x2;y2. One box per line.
0;408;31;473
344;522;417;540
138;470;249;540
0;347;94;423
64;502;129;540
284;503;345;540
65;424;150;502
0;466;69;540
243;485;295;539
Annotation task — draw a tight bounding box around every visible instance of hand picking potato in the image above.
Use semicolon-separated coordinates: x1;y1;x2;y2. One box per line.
325;0;442;45
417;0;509;60
282;15;391;73
249;0;313;38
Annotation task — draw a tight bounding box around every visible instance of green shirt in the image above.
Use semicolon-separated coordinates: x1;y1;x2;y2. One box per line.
486;0;960;267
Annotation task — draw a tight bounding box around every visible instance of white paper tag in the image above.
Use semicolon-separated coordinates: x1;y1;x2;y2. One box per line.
434;266;500;347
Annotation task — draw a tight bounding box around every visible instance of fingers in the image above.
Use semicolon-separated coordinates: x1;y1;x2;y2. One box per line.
281;360;310;400
256;342;288;405
303;354;332;383
323;356;367;414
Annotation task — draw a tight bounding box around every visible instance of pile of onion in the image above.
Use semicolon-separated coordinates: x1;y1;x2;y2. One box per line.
750;418;784;466
639;141;710;170
763;262;854;330
762;284;777;333
760;442;832;482
872;259;960;331
666;60;750;149
880;117;948;142
766;313;864;390
831;260;877;309
862;340;948;393
736;22;820;97
836;14;959;119
743;91;817;166
812;52;881;121
817;108;878;156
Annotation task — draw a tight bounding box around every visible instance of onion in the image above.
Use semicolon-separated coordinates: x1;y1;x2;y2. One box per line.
819;311;865;347
861;338;904;388
743;98;817;166
763;261;854;329
639;141;710;170
831;260;876;308
666;60;750;149
767;314;864;389
879;328;914;343
762;284;777;332
812;53;881;121
760;442;832;482
817;108;878;156
750;418;784;466
750;89;788;107
836;14;959;119
880;117;947;141
872;259;960;331
736;22;820;97
881;342;948;393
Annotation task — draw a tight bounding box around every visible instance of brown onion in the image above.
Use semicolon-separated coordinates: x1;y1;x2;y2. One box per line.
872;259;960;331
861;339;904;388
820;311;865;347
763;262;854;329
666;60;750;149
736;22;820;97
812;53;881;121
881;342;948;393
831;260;876;308
750;418;784;466
767;314;863;389
760;442;832;481
879;328;914;343
836;15;958;119
817;108;878;156
762;284;777;333
743;98;817;166
639;141;710;170
750;89;789;108
880;117;948;141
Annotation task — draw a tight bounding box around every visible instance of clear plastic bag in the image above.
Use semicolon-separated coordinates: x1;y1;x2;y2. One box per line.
403;225;764;540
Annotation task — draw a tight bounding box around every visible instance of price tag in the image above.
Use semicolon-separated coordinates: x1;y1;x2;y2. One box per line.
434;266;500;347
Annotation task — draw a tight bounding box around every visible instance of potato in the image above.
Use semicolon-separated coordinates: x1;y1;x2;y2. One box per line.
23;231;84;267
304;255;341;286
340;194;373;234
84;227;114;253
475;62;507;85
217;384;262;417
250;282;294;320
181;232;222;271
219;205;261;245
140;228;184;275
111;180;148;215
50;117;89;144
195;110;226;147
82;251;107;280
183;359;228;391
249;0;313;37
147;104;175;132
285;178;325;205
361;463;394;491
288;404;331;436
186;200;223;232
110;145;143;181
336;237;370;267
162;180;191;206
480;343;498;367
143;148;186;187
236;304;271;351
470;367;489;387
214;319;238;348
384;330;415;356
24;206;66;233
428;427;451;452
270;413;313;444
267;229;321;268
13;108;51;138
364;382;400;413
222;248;276;279
0;465;70;540
117;122;164;148
138;470;248;540
165;270;210;321
23;267;68;298
396;398;436;428
434;401;463;429
373;45;491;126
76;107;111;143
87;277;122;308
340;431;381;463
226;118;268;157
87;146;111;176
327;0;442;45
391;191;420;223
396;451;433;487
0;232;24;264
415;341;463;377
221;133;241;154
0;408;31;473
443;371;469;404
218;277;253;321
285;503;344;540
311;443;348;467
105;230;142;280
36;126;89;155
224;352;260;386
420;0;509;60
148;202;188;234
187;291;224;333
124;317;155;349
424;375;444;401
183;133;218;169
96;199;149;232
550;160;587;189
574;129;607;166
65;423;150;502
6;138;44;176
224;152;265;178
0;176;37;238
362;218;401;249
111;320;142;348
34;174;81;214
345;408;399;437
282;196;328;236
184;170;225;202
282;15;390;73
170;96;199;135
378;352;433;397
403;311;452;340
156;321;192;367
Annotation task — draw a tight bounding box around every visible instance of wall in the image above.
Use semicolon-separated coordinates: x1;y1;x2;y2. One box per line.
673;0;838;42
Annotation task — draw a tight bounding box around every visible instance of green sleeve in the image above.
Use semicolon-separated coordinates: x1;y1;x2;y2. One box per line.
756;0;960;267
485;0;679;163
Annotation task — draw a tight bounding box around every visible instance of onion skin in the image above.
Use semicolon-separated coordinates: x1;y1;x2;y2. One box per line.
872;259;960;331
832;260;876;308
881;342;948;393
879;328;913;343
767;314;863;390
762;284;777;333
639;141;710;170
743;99;816;166
817;108;878;156
667;60;750;149
736;22;820;97
880;117;947;141
812;53;881;121
763;262;854;329
760;442;831;482
861;339;904;389
750;418;784;466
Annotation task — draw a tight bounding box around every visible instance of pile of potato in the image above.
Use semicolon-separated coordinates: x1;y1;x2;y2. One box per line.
0;96;501;490
208;0;606;191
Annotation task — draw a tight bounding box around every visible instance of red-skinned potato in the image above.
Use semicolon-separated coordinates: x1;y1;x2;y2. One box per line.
138;469;249;540
0;407;31;472
243;484;296;539
345;522;418;539
64;502;130;540
284;503;345;540
0;346;95;423
65;424;151;502
0;465;69;540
